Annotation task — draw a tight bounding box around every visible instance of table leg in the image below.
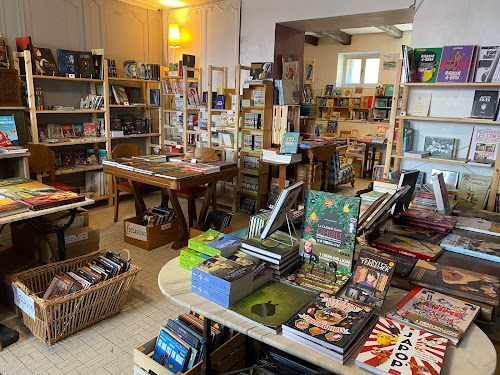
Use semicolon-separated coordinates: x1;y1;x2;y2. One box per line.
129;180;146;216
278;165;286;193
166;188;188;250
362;146;369;179
201;317;218;375
199;183;216;225
369;146;376;178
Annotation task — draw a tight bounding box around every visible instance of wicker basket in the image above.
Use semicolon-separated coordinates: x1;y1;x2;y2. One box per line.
11;249;141;345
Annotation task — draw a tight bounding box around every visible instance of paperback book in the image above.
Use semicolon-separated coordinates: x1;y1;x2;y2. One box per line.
371;233;443;261
152;327;190;373
344;248;396;308
356;245;417;279
188;230;242;257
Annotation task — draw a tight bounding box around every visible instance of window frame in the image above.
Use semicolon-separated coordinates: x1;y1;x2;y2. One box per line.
340;52;380;87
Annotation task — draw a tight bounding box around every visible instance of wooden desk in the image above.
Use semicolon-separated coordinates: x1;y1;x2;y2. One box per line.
0;152;30;179
299;143;337;190
158;257;497;375
103;165;238;249
358;142;387;179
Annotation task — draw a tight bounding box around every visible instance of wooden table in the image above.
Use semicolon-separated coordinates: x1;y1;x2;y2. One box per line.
103;165;238;249
299;143;337;190
158;257;497;375
261;159;300;195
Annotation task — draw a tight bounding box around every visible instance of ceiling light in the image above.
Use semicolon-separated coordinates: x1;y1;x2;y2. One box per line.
160;0;185;7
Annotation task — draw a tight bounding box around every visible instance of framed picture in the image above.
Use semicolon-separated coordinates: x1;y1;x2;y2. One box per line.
304;58;315;81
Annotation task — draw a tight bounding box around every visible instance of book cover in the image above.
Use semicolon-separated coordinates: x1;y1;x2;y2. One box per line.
431;172;451;215
33;47;58;76
281;261;351;295
457;173;492;209
228;280;316;333
83;123;96;137
282;54;299;91
441;233;500;263
467;126;500;162
386;286;479;345
155;169;202;180
414;48;442;83
437;45;476;83
471;90;499;119
424;136;455;157
72;123;84;138
387;225;446;245
182;54;195;78
77;51;93;78
455;216;500;237
250;62;273;80
123;60;137;78
410;260;500;306
61;124;74;138
371;233;443;261
355;317;447;375
300;191;361;273
0;197;29;217
344;248;396;308
475;46;500;82
56;49;78;76
407;93;432;116
302;83;313;102
280;132;299;154
356;245;417;279
152;327;189;373
283;294;373;353
0;115;19;146
242;233;298;261
188;229;225;256
111;85;128;105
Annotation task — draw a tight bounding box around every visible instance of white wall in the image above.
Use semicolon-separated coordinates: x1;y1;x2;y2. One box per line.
239;0;414;65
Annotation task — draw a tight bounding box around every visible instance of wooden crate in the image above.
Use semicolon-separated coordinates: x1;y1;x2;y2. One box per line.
124;217;178;251
272;105;300;145
134;332;246;375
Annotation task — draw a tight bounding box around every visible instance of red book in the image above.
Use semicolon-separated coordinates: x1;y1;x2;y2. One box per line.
61;124;74;138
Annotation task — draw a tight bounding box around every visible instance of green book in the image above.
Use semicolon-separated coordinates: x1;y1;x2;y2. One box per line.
414;47;443;83
188;229;221;255
228;280;316;333
180;249;211;266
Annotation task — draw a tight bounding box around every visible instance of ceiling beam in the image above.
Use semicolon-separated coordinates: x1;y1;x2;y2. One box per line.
315;30;351;45
305;35;319;46
376;25;403;38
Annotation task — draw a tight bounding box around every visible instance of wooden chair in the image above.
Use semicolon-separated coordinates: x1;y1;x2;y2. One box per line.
22;144;77;192
111;144;160;222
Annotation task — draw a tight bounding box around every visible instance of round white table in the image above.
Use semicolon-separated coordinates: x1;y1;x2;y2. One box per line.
158;257;497;375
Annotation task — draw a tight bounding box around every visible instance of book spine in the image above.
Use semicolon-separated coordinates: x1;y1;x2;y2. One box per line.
191;269;231;294
371;241;435;261
191;280;231;308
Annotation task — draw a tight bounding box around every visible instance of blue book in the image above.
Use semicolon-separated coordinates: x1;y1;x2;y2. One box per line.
214;94;225;109
173;319;205;363
166;320;199;369
192;255;254;295
191;279;251;308
152;327;190;373
0;116;19;146
280;132;299;154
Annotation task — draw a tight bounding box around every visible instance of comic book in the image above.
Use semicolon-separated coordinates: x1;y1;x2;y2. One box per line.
437;45;476;83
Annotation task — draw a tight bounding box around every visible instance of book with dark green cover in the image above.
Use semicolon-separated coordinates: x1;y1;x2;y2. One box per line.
282;294;373;353
300;191;360;273
228;280;316;333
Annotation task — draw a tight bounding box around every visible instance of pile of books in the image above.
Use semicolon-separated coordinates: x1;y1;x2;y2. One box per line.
139;206;175;227
0;146;28;154
262;148;302;164
397;209;458;234
42;252;130;298
372;178;398;194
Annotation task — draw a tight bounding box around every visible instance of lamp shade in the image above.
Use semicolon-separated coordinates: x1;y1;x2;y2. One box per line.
168;24;181;48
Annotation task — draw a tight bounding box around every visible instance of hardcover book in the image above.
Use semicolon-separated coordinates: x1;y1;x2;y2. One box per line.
56;49;78;76
457;173;492;209
386;225;446;245
371;233;443;261
283;294;373;353
0;115;19;146
475;46;500;82
386;287;479;345
441;233;500;263
228;280;316;333
72;123;84;138
407;93;431;116
300;191;361;273
437;45;476;83
355;317;447;375
242;233;298;262
414;48;442;83
467;126;500;162
409;260;500;306
344;248;396;308
455;216;500;237
356;245;417;278
18;191;85;211
0;196;29;218
280;132;299;154
250;62;273;80
33;47;58;76
424;136;456;157
61;124;74;138
77;51;93;78
188;229;238;257
471;90;499;119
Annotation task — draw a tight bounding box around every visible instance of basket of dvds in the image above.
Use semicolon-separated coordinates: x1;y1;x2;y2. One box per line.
11;249;141;345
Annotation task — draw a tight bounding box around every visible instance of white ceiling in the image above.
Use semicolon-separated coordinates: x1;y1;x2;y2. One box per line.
307;23;412;37
118;0;219;10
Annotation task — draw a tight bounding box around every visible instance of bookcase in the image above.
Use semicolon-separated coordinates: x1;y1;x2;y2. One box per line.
182;66;203;153
236;65;273;212
315;95;372;121
383;59;500;211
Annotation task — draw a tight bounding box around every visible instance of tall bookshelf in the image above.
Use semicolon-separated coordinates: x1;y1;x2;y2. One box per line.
383;59;500;211
14;50;111;204
236;64;273;212
181;66;203;153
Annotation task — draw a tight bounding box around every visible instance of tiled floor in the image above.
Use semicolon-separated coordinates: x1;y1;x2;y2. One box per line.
0;181;368;375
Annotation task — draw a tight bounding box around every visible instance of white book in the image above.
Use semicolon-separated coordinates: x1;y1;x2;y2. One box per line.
407;93;432;116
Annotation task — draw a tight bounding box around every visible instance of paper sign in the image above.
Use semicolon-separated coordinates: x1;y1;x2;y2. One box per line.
65;231;89;244
125;222;147;242
161;222;172;231
12;283;35;319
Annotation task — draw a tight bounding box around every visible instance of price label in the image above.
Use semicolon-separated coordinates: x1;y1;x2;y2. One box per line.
12;283;35;319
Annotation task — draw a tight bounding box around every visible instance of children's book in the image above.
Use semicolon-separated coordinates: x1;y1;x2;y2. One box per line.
344;248;396;308
61;124;74;139
437;45;476;83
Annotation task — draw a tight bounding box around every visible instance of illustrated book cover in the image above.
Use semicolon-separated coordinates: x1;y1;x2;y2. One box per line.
437;45;476;83
282;294;374;353
414;48;442;83
409;260;500;306
152;327;190;373
18;191;85;211
457;173;492;210
300;190;361;273
475;46;500;82
471;90;499;119
33;47;58;76
386;225;446;245
355;317;447;375
77;51;93;78
371;233;443;261
56;49;78;76
424;136;456;157
386;286;479;345
455;216;500;237
0;115;19;146
441;233;500;263
228;280;316;333
467;126;500;162
344;248;396;308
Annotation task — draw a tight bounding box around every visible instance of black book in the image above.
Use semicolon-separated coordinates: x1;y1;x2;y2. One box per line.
182;54;195;77
33;47;58;76
77;51;94;78
471;90;499;119
57;49;78;76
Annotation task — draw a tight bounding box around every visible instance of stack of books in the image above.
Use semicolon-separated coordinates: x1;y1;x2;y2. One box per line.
0;146;28;154
372;178;398;194
282;294;377;364
262;148;302;164
397;209;458;234
360;190;391;204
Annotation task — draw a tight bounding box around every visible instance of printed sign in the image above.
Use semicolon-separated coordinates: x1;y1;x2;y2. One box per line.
12;283;35;319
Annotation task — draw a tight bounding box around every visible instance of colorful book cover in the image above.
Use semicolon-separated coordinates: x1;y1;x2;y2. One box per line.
386;225;446;245
188;229;237;257
152;327;189;373
441;233;500;263
56;49;78;76
0;116;19;146
300;191;361;273
280;132;299;154
409;260;500;306
386;287;479;345
356;245;417;279
228;280;316;333
467;126;500;161
371;233;443;261
72;123;84;138
283;294;373;353
457;173;492;209
355;317;447;375
18;191;84;211
344;248;396;308
282;54;299;92
281;261;351;295
83;123;96;137
437;45;476;83
61;124;74;139
414;48;442;83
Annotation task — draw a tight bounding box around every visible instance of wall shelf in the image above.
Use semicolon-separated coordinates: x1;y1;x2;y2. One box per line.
397;115;499;124
391;155;494;168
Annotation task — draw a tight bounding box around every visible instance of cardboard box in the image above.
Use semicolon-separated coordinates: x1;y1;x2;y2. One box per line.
189;224;233;239
46;225;100;261
124;217;178;251
42;207;89;230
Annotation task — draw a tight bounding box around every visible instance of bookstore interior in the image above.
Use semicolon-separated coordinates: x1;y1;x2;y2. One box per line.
1;1;500;374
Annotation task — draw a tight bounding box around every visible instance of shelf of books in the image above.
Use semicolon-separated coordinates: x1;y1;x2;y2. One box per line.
237;70;273;213
385;54;500;211
14;49;112;204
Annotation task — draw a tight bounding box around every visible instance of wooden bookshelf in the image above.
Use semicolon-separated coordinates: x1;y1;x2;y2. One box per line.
391;155;494;168
396;115;500;124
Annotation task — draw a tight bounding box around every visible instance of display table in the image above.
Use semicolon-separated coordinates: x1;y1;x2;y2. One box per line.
158;257;497;375
0;152;30;179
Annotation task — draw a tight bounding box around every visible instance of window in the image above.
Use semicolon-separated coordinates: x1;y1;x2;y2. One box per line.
339;53;380;86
